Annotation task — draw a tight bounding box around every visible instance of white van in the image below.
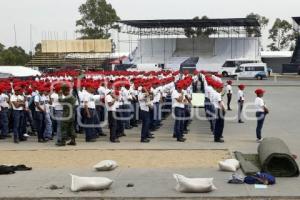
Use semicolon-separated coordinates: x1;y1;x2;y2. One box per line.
235;63;268;80
218;59;260;77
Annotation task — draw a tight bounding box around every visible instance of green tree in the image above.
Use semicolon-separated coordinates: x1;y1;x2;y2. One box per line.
184;16;217;38
0;43;4;52
268;18;294;51
246;13;269;37
35;43;42;54
0;46;30;65
76;0;120;39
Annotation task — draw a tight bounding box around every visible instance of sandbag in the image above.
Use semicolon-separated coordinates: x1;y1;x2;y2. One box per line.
93;160;118;171
70;174;113;192
258;137;299;177
173;174;216;193
218;159;240;172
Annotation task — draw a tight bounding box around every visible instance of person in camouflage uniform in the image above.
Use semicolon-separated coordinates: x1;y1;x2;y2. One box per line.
56;84;77;146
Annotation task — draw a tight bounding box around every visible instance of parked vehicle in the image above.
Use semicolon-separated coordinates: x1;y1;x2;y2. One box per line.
218;59;260;77
234;63;268;80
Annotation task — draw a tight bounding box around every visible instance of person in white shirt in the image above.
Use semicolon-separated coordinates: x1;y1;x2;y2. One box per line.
0;88;10;139
11;87;26;143
105;90;119;143
97;82;106;123
42;89;52;140
255;89;269;142
51;85;64;144
82;84;97;142
138;87;152;143
34;88;47;143
121;85;132;129
212;82;226;143
172;83;186;142
237;84;245;123
152;83;162;131
226;80;233;111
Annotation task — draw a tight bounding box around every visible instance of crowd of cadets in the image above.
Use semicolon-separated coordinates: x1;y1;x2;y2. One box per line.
0;70;268;145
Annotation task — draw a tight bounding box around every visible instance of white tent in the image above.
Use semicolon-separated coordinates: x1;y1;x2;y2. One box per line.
0;66;41;77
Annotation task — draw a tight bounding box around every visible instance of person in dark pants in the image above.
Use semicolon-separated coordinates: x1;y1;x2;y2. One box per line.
172;84;186;142
138;87;153;143
0;88;10;139
10;87;26;143
225;80;233;111
237;84;245;123
34;88;46;143
212;82;226;143
105;90;120;143
254;89;269;143
82;84;97;142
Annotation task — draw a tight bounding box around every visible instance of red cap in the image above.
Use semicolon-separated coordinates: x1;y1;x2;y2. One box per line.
255;89;265;95
238;84;245;89
227;80;233;85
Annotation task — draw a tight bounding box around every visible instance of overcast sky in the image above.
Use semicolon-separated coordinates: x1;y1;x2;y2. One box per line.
0;0;299;52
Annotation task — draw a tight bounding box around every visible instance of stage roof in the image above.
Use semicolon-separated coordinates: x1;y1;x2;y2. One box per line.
119;18;260;29
293;17;300;25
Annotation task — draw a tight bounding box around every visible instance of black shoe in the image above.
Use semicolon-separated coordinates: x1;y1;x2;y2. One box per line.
214;139;225;143
111;139;120;143
56;142;66;146
148;135;155;139
173;135;176;138
131;124;138;127
238;120;245;123
119;133;126;137
20;138;27;142
86;139;97;142
38;139;46;143
177;138;186;142
67;141;77;146
0;136;6;140
141;139;150;143
99;133;107;137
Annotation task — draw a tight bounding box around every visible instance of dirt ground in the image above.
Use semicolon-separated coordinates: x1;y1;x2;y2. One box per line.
0;149;230;169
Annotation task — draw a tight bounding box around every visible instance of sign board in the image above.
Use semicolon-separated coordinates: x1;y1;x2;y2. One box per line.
191;93;205;108
41;39;112;53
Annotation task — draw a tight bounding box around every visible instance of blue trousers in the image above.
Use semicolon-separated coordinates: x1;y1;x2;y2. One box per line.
83;109;97;141
116;108;124;137
43;112;52;139
153;102;161;128
256;112;266;140
140;110;150;140
0;108;9;136
173;107;185;140
214;109;225;140
35;111;45;140
13;110;24;141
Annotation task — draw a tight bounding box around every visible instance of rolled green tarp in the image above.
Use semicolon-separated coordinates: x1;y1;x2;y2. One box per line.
258;137;299;177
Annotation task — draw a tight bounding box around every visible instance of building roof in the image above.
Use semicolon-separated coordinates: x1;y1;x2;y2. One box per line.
293;17;300;25
261;51;293;58
119;18;260;29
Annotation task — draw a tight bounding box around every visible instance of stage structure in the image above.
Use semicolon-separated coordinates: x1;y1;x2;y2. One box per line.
118;18;261;71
